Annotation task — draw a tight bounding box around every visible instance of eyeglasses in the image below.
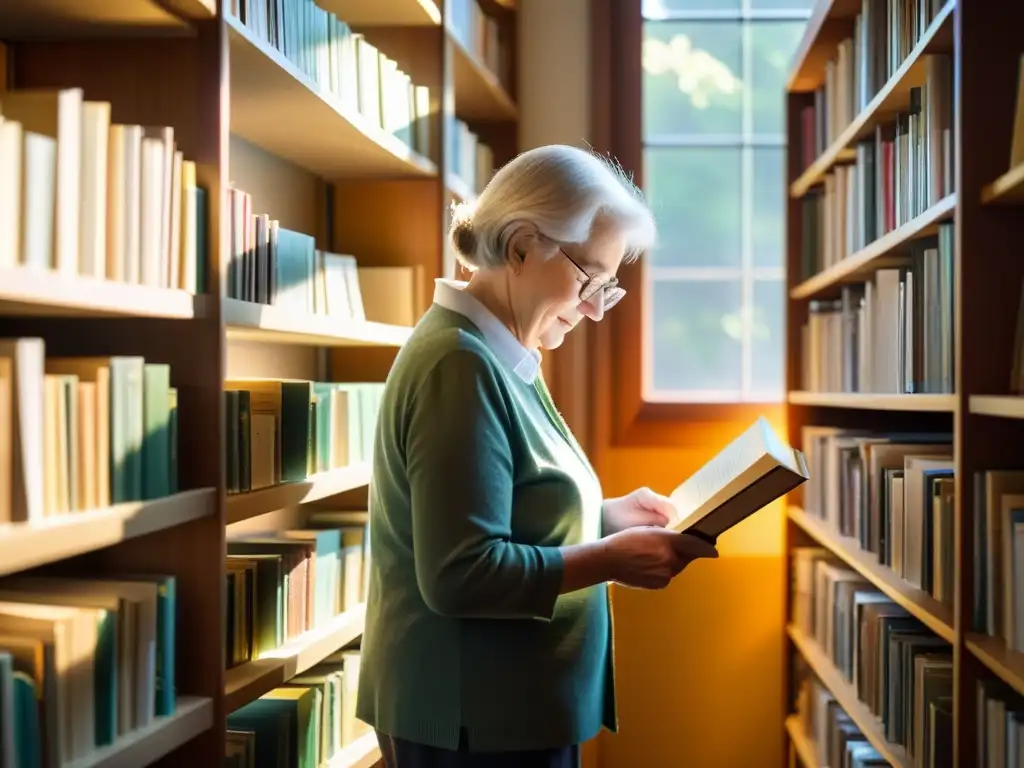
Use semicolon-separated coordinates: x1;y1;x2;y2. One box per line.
558;247;626;311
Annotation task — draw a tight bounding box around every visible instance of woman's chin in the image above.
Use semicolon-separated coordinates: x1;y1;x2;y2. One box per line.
538;325;567;350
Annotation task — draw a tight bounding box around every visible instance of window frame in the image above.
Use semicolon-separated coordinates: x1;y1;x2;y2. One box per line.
588;0;793;447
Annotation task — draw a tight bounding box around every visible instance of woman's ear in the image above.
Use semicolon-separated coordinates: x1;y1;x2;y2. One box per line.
505;229;533;270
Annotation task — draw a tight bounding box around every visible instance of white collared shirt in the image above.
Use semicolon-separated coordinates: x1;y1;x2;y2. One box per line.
431;278;542;384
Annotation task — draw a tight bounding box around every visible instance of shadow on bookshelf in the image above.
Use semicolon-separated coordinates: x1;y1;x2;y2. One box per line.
790;194;956;300
227;463;372;524
0;488;216;579
224;603;367;712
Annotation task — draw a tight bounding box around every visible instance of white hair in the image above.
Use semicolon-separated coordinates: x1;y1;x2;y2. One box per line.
449;144;657;272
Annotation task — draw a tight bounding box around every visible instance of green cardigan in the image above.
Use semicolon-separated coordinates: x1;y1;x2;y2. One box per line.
355;301;616;752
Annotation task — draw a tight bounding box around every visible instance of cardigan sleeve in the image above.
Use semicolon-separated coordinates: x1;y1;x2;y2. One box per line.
405;346;565;621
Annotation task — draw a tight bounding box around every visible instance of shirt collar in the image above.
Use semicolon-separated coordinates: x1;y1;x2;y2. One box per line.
432;278;541;384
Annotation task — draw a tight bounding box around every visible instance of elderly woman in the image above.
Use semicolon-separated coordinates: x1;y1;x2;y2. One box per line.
356;144;718;768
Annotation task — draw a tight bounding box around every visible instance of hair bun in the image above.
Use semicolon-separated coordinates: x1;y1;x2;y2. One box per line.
449;201;478;263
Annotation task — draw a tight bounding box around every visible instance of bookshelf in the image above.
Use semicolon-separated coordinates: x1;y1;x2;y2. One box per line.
0;0;519;764
783;0;1024;766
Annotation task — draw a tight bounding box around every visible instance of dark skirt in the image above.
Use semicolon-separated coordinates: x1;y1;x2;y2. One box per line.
375;730;580;768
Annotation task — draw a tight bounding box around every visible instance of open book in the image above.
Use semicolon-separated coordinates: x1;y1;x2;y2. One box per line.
668;417;809;542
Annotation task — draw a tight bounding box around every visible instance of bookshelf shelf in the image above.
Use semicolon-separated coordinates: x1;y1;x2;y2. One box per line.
789;507;955;642
225;603;367;712
789;194;957;300
223;298;413;347
227;463;373;524
965;633;1024;698
788;625;910;767
786;0;860;92
227;13;438;179
787;391;956;412
0;0;213;36
0;267;199;318
72;696;214;768
788;0;954;198
969;395;1024;419
451;35;518;122
981;163;1024;205
0;489;217;579
327;731;382;768
319;0;441;26
784;715;819;768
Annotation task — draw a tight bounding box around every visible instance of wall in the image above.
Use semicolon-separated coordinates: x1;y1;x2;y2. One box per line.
517;2;788;765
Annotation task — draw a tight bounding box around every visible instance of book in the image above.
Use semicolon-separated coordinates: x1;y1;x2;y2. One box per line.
667;417;810;542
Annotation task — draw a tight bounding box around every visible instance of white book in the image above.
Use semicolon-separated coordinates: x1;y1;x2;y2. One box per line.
0;120;22;268
0;338;45;524
80;101;111;279
667;417;809;542
20;132;57;271
139;137;164;287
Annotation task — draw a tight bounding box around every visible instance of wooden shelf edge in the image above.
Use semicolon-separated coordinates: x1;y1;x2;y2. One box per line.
449;32;518;122
74;696;213;768
223;298;412;347
0;267;199;318
969;395;1024;419
787;391;956;412
790;194;956;300
788;625;910;767
327;731;382;768
788;507;955;642
785;715;820;768
789;0;954;196
981;162;1024;205
225;604;367;712
227;464;372;524
966;634;1024;698
0;488;217;579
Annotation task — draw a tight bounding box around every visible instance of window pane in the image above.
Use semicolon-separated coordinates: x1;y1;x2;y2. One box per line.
750;0;817;10
751;278;785;395
750;21;807;134
645;147;741;268
643;0;740;15
643;20;743;138
753;147;784;267
650;279;742;393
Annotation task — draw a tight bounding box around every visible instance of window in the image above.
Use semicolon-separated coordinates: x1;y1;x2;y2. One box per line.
640;0;812;403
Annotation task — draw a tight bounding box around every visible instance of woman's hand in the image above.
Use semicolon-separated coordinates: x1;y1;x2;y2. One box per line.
601;527;719;590
602;486;678;536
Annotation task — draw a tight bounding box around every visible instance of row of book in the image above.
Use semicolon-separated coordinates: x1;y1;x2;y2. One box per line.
0;572;176;766
791;547;953;764
799;222;954;395
225;184;366;320
225;511;369;668
792;657;891;767
971;469;1024;654
795;0;950;172
225;648;367;767
797;53;953;280
0;87;207;293
225;378;383;495
800;427;955;609
977;677;1024;767
0;338;179;526
448;116;494;198
449;0;510;93
231;0;431;159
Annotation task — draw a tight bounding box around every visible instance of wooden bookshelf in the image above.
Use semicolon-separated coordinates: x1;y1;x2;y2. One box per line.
784;715;819;768
0;0;520;762
789;194;956;300
787;391;956;412
789;507;955;642
788;625;910;767
783;1;1024;765
224;604;367;712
